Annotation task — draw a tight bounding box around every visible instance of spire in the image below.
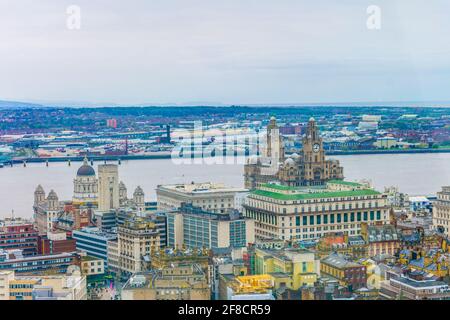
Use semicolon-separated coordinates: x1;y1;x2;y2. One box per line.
83;155;88;165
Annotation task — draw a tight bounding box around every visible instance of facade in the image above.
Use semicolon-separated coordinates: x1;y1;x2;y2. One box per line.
37;231;76;255
156;182;248;214
360;223;400;257
243;181;389;241
98;164;120;211
166;204;255;250
321;254;367;290
0;270;86;300
72;227;117;265
72;157;98;205
433;186;450;237
107;240;120;275
34;187;62;235
380;270;450;300
252;246;320;289
244;117;344;189
121;264;210;300
0;218;38;256
0;250;78;275
80;255;105;276
117;216;160;275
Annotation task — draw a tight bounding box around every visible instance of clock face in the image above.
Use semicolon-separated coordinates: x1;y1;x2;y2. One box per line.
313;143;320;153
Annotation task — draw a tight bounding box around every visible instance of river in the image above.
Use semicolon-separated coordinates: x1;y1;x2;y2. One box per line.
1;153;449;218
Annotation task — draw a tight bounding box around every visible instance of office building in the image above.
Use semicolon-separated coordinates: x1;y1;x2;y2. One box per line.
72;226;117;265
243;180;389;241
0;218;38;256
156;182;248;214
166;204;255;250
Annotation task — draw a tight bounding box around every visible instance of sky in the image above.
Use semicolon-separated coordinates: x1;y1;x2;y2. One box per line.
0;0;450;106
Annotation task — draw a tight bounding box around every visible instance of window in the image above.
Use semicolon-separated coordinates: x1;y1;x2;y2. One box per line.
317;215;321;225
344;213;348;223
337;214;341;223
309;216;314;225
357;212;361;221
323;215;328;224
350;212;355;222
303;216;307;226
364;212;368;221
330;214;335;223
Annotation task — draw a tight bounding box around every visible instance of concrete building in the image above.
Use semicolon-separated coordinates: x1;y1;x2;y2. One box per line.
98;164;120;211
0;250;78;275
321;253;367;290
251;246;320;290
121;264;210;300
166;204;255;250
156;182;248;214
0;218;38;256
0;270;86;300
243;180;389;241
117;216;160;276
80;255;105;276
34;187;62;235
72;226;117;265
107;239;119;275
433;186;450;237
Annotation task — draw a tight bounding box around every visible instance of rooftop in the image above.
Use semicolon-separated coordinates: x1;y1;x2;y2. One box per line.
252;186;381;201
157;182;248;194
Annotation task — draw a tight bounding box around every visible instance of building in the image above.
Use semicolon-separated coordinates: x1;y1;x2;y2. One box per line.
0;218;38;256
98;164;120;211
320;254;367;290
433;186;450;237
156;182;248;214
251;246;320;290
37;230;76;255
0;270;86;300
72;157;98;205
80;255;105;276
0;250;78;275
72;226;117;265
244;117;344;189
121;264;210;300
380;269;450;300
243;180;389;241
166;204;255;250
34;187;62;235
360;223;400;257
117;216;160;276
107;240;119;275
218;274;275;300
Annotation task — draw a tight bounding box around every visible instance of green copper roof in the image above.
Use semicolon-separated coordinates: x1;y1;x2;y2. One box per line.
327;180;362;187
252;188;381;201
262;183;294;191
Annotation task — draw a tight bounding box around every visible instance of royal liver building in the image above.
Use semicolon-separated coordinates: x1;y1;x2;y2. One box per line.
244;117;344;189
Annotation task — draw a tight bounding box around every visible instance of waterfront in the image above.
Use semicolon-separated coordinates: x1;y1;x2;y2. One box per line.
1;152;449;218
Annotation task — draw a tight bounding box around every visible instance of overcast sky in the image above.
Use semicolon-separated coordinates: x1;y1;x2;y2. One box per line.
0;0;449;105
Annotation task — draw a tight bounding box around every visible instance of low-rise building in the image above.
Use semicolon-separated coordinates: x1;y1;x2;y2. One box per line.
72;226;117;267
218;274;275;300
320;253;367;290
0;270;86;300
0;218;38;256
121;264;210;300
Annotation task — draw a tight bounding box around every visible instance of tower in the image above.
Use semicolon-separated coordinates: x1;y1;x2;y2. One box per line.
34;185;46;206
119;181;128;205
133;186;145;213
302;117;326;185
73;157;98;204
98;164;120;211
265;116;284;161
47;190;59;211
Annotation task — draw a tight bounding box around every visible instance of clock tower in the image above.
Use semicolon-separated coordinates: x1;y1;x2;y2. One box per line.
302;117;326;185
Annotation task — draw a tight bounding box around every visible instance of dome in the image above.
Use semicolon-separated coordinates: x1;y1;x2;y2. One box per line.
47;190;58;200
35;184;45;193
290;153;300;159
134;186;144;196
309;117;315;122
77;157;95;176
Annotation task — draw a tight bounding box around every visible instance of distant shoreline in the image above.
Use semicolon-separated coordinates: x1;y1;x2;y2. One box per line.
2;148;450;165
